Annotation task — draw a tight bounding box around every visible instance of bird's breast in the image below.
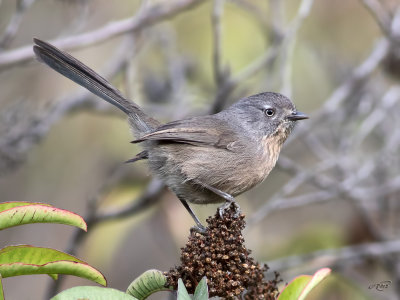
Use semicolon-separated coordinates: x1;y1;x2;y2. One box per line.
220;135;285;195
255;134;285;180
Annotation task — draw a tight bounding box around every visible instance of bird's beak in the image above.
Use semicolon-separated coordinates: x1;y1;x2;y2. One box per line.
287;111;309;121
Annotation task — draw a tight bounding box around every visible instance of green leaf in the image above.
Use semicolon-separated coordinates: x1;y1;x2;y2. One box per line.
0;245;106;286
0;274;4;300
278;268;331;300
177;278;191;300
0;201;52;212
278;275;310;300
52;286;138;300
298;268;331;300
0;203;87;231
126;269;171;299
48;273;58;280
193;276;208;300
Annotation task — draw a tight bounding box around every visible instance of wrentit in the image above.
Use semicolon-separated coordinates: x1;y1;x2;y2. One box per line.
33;39;308;231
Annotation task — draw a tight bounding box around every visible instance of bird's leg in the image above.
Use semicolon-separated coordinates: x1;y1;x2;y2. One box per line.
195;181;241;218
178;196;207;233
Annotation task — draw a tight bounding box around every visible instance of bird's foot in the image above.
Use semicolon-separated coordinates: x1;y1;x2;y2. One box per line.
218;200;241;218
190;224;207;235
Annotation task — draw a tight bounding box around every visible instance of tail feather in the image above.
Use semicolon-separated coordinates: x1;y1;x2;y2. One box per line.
125;150;148;163
33;38;160;134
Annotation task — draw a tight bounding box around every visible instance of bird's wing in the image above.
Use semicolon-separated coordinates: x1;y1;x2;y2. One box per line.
131;118;237;149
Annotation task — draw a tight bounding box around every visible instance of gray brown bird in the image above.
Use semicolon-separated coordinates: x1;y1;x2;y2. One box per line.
33;38;308;231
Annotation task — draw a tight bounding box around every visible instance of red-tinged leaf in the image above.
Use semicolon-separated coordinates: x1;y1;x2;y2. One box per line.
278;268;331;300
278;275;310;300
298;268;331;300
0;245;106;286
0;204;86;231
0;201;52;212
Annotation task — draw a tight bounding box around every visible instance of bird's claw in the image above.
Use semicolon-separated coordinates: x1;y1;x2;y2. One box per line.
233;202;241;218
218;200;241;218
190;224;207;235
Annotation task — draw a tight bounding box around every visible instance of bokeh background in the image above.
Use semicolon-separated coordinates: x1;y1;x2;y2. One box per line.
1;0;400;299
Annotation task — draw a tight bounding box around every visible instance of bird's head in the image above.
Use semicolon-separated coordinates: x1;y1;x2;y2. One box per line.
227;92;308;143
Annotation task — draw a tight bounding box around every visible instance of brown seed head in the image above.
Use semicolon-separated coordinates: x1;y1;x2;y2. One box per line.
165;204;281;299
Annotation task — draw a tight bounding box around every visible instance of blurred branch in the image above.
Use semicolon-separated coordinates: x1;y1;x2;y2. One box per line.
46;175;167;298
280;0;314;98
158;26;191;119
361;0;392;36
231;0;269;31
0;0;204;68
210;0;314;112
352;85;400;147
212;0;225;86
91;178;166;223
251;174;400;214
268;239;400;272
65;178;166;258
0;0;36;50
268;0;285;42
247;154;400;227
318;38;388;114
286;37;389;147
392;7;400;39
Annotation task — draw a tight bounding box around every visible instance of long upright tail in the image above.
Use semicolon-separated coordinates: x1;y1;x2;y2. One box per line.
33;38;160;134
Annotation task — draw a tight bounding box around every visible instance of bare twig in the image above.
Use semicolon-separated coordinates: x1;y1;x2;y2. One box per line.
210;0;314;112
247;154;400;228
352;85;400;147
0;0;36;49
286;38;390;147
0;0;204;68
268;0;285;42
361;0;392;36
230;0;269;31
268;239;400;272
391;7;400;39
212;0;225;86
280;0;314;98
92;179;166;223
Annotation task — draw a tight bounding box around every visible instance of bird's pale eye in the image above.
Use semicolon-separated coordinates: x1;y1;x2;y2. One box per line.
263;108;275;117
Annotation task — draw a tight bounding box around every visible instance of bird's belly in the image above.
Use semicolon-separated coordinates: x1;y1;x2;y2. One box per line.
148;143;280;204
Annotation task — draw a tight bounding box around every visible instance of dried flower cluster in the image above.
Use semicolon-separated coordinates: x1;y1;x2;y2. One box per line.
165;204;281;299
